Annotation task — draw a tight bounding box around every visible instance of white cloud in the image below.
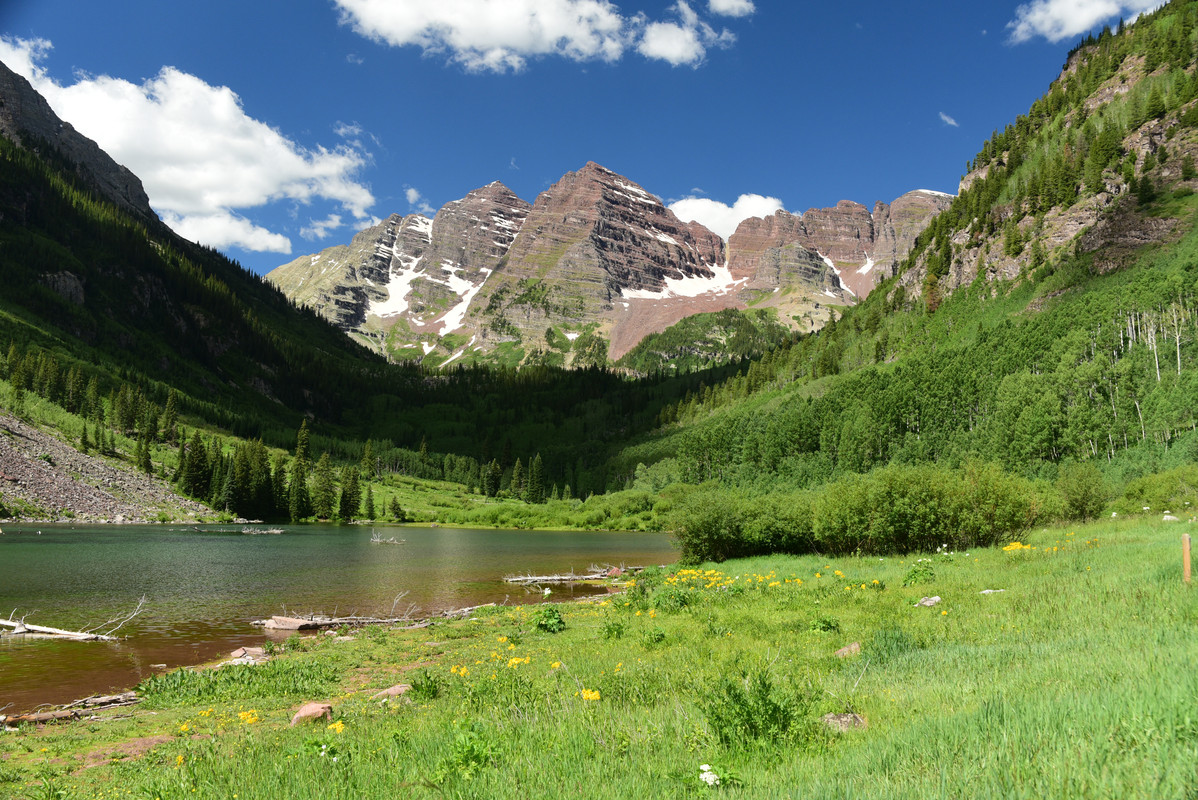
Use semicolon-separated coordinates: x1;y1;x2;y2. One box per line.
0;36;376;255
405;187;437;215
669;193;785;240
164;211;293;253
334;0;740;71
939;111;959;127
300;213;344;241
638;2;736;66
708;0;754;17
1007;0;1162;44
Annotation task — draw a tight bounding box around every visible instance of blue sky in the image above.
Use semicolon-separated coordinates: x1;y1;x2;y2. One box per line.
0;0;1164;275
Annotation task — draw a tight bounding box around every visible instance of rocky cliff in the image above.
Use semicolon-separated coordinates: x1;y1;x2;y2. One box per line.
725;191;954;300
0;61;155;222
270;163;949;366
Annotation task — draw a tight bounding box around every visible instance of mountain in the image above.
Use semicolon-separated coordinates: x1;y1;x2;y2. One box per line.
0;59;388;441
617;0;1198;513
268;163;949;368
0;60;155;223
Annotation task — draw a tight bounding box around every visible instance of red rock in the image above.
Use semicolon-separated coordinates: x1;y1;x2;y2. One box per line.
290;702;333;726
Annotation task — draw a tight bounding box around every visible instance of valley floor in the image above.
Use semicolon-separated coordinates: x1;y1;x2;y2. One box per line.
1;517;1194;798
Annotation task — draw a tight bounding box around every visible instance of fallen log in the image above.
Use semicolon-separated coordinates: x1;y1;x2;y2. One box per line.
504;571;607;585
1;692;140;726
0;618;117;641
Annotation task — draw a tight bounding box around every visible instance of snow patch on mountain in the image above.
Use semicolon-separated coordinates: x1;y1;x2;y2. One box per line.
437;268;492;335
621;260;746;300
370;256;424;318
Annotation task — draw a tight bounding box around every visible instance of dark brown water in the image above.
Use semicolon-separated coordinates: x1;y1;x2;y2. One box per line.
0;523;676;713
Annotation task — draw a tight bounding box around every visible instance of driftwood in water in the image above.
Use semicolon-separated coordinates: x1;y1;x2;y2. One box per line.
251;601;498;631
2;596;146;641
370;531;405;545
1;692;139;726
505;564;649;585
255;613;422;630
0;618;117;641
505;570;608;585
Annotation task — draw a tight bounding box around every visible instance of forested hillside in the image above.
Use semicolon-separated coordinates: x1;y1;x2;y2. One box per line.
3;2;1198;540
607;1;1198;559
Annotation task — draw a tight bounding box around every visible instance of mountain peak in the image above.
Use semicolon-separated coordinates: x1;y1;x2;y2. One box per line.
0;60;156;222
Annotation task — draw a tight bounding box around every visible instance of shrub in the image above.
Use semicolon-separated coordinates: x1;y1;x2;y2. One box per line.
1056;461;1108;521
409;668;443;701
667;485;747;564
600;619;626;640
1112;464;1198;516
532;605;565;634
703;669;813;747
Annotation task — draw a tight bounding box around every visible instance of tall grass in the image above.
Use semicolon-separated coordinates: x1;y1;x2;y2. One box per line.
3;517;1193;799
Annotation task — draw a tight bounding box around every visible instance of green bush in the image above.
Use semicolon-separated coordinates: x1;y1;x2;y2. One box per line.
668;485;747;564
673;463;1042;561
702;669;815;748
532;605;566;634
1112;464;1198;516
1056;461;1109;521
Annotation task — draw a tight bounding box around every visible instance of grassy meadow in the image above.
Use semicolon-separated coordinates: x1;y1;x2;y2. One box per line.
2;516;1195;799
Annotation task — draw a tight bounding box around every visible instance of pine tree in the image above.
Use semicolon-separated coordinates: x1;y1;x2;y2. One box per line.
137;434;152;474
312;453;336;519
483;459;502;497
182;431;209;498
162;390;179;444
288;420;312;522
527;453;545;504
1137;174;1156;204
270;453;288;518
388;496;405;522
338;467;361;521
510;457;524;497
80;422;90;454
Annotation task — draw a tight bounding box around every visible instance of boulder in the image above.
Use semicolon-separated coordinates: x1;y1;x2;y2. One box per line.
915;596;942;607
834;642;861;658
264;616;319;630
821;712;867;732
370;684;413;701
230;646;266;659
290;702;333;726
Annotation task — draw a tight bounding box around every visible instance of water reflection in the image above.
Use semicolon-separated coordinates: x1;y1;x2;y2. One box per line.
0;523;675;712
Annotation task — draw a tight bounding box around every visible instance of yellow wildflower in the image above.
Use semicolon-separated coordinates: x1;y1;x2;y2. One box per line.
580;688;601;701
327;720;345;734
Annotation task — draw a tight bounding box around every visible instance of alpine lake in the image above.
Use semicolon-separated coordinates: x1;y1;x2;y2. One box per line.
0;524;677;713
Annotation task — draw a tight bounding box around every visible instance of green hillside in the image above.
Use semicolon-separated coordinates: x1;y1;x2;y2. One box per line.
3;2;1198;539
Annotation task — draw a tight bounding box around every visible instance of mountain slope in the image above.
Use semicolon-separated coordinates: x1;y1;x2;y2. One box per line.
612;1;1198;498
0;60;390;442
270;163;948;369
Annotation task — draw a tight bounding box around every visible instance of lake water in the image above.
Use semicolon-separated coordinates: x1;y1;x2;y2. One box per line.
0;524;677;713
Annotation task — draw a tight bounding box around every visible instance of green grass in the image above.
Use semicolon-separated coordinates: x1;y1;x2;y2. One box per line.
4;517;1194;798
